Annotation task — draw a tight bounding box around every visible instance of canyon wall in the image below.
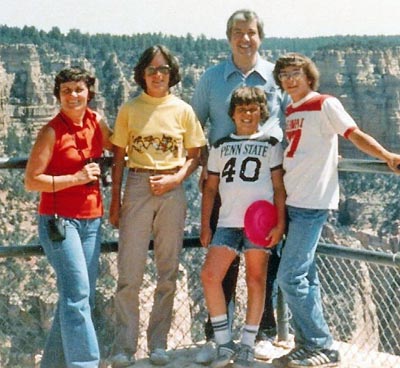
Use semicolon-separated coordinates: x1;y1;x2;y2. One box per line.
314;48;400;158
1;43;400;157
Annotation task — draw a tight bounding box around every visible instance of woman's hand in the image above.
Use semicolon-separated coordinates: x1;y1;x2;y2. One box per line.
76;162;101;184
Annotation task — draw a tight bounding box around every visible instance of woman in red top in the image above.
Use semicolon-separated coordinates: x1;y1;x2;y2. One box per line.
25;66;112;368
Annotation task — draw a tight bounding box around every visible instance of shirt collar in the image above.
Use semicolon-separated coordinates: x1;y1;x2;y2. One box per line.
224;53;267;82
230;129;264;140
291;91;319;108
58;108;93;131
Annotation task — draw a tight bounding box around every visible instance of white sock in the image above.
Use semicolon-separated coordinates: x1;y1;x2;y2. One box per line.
241;324;259;347
211;314;231;345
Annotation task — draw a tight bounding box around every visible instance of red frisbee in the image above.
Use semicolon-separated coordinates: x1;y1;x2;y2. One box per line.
244;200;278;247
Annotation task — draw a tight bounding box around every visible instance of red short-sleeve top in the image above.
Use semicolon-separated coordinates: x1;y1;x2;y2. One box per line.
39;108;104;218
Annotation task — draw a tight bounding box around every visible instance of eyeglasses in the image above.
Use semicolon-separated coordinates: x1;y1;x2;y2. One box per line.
278;70;304;81
145;65;171;76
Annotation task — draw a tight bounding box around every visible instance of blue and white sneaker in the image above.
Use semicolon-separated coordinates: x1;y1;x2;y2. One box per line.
195;340;217;365
232;344;255;368
272;347;308;367
211;341;236;368
288;348;340;367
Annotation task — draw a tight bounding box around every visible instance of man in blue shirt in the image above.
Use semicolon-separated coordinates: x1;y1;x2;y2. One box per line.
191;8;289;365
192;14;285;149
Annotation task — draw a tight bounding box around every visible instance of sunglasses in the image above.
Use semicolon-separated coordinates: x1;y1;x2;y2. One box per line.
145;65;171;76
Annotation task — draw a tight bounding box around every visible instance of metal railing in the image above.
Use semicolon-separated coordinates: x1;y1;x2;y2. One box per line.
0;157;399;367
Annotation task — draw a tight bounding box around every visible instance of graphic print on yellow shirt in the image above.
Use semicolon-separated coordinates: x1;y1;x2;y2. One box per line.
131;134;179;157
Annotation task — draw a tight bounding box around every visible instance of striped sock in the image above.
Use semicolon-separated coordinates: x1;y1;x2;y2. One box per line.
241;324;259;347
211;314;231;345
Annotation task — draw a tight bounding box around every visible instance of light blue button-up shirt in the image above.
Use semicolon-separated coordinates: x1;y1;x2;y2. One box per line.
191;53;288;146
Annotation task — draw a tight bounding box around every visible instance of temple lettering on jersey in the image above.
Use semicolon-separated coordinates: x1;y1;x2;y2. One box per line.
286;118;304;131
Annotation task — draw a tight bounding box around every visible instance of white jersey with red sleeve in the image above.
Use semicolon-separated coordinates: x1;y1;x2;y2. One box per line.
208;131;283;227
283;92;357;210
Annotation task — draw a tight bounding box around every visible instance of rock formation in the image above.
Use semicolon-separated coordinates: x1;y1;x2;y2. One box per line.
0;44;107;154
314;47;400;158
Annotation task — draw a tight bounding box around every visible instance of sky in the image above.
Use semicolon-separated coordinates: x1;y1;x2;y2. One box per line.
0;0;399;39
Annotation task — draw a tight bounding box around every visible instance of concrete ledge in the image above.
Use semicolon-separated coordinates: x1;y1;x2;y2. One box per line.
101;342;293;367
100;340;400;368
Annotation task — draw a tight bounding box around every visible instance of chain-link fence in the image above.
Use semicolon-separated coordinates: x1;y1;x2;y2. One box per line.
317;245;400;367
0;158;399;367
0;242;399;367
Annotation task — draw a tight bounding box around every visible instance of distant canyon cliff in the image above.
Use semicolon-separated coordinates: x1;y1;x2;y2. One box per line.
313;48;400;158
0;43;400;157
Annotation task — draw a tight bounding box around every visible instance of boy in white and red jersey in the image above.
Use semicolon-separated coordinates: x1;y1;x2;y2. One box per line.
271;53;400;368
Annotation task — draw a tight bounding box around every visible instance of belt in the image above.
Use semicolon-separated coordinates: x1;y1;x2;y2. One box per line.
130;167;180;175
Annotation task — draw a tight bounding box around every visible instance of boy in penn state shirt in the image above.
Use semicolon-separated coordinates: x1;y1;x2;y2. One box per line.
200;86;286;368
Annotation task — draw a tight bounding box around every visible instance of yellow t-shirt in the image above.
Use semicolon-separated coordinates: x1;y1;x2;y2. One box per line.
111;92;207;169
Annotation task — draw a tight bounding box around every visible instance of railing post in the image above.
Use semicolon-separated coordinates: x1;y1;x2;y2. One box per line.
276;286;290;341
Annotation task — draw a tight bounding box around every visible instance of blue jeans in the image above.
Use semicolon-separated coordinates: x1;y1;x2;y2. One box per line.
39;215;101;368
277;206;333;350
210;227;272;254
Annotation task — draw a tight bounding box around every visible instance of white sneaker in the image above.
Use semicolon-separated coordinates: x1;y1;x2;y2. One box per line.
195;340;217;365
149;348;170;366
254;339;275;361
